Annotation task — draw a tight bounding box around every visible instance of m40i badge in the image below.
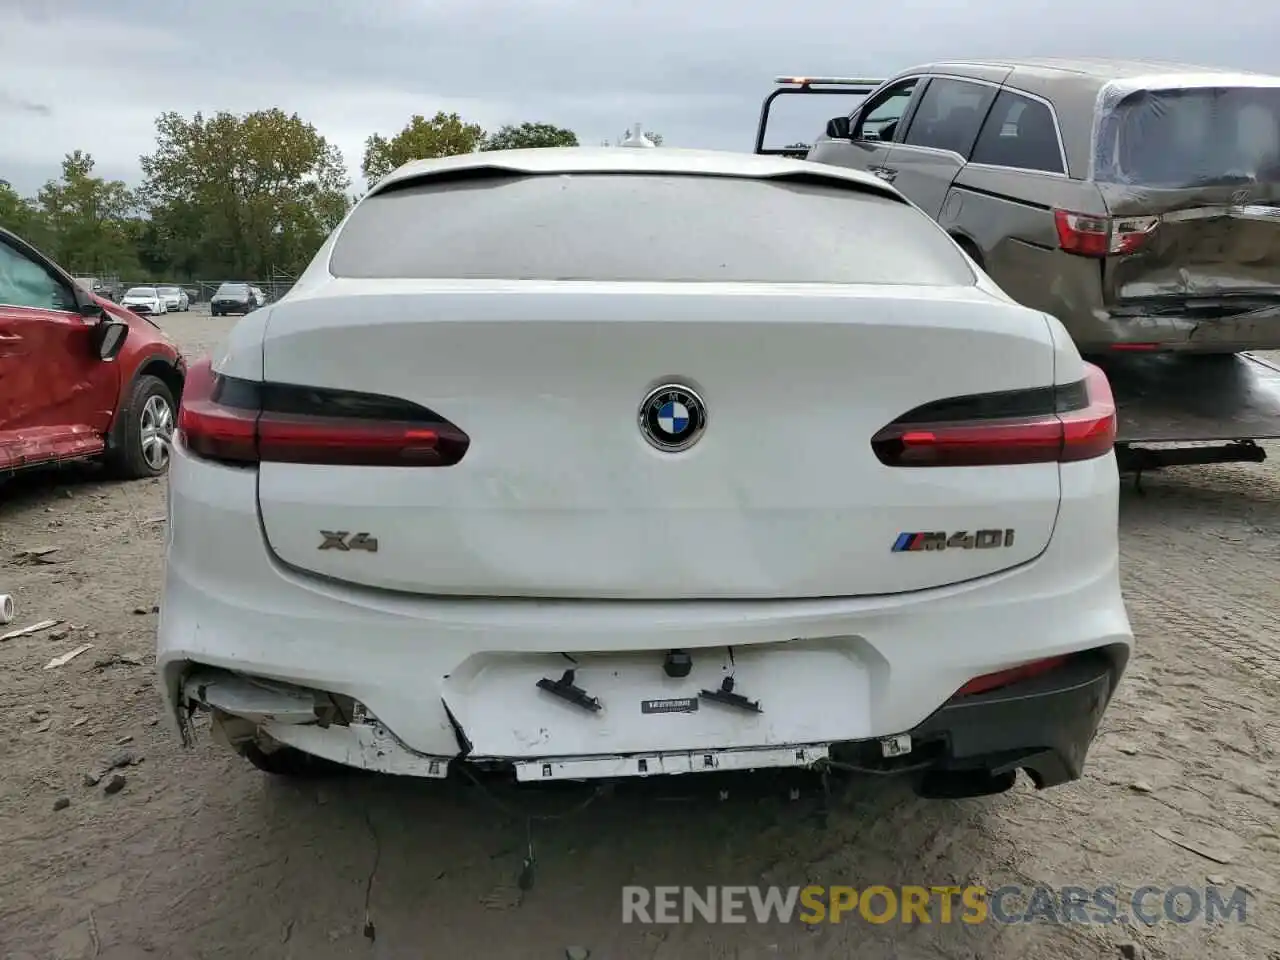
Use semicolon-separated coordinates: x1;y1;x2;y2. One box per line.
892;529;1015;552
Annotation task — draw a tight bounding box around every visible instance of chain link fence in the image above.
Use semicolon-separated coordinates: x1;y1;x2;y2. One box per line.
107;275;296;305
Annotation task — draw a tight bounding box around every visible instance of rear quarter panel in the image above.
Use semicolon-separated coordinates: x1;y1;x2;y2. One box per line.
943;168;1106;325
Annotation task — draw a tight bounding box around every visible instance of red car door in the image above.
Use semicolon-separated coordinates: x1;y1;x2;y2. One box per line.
0;237;119;470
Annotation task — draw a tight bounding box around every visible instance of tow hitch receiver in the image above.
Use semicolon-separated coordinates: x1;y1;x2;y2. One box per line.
536;669;602;712
700;676;762;713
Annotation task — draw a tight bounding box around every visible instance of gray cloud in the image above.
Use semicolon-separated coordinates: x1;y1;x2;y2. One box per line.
0;91;52;116
3;0;1277;195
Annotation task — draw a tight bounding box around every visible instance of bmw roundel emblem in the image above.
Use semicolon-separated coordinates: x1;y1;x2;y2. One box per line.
639;383;707;452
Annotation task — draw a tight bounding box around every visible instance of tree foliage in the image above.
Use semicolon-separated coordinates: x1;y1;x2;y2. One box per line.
483;122;579;151
2;107;593;284
0;180;49;247
361;112;486;182
35;151;138;275
140;108;350;279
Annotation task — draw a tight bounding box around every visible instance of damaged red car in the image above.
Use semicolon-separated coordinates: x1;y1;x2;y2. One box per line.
0;227;185;478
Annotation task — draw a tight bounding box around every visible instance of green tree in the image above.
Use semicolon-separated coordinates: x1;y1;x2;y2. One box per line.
36;151;138;275
483;122;579;151
645;131;664;146
361;112;486;182
0;180;49;246
140;108;350;279
120;215;171;278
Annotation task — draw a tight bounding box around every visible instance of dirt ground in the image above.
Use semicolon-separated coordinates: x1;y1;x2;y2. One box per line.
2;310;1278;960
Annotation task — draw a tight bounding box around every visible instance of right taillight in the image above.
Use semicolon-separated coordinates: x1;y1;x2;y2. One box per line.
1054;209;1159;257
871;363;1116;468
176;356;470;467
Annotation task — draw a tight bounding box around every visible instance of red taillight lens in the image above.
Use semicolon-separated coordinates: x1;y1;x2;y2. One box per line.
177;358;258;462
871;363;1116;468
1057;363;1116;463
955;655;1070;697
1054;209;1159;257
176;357;470;467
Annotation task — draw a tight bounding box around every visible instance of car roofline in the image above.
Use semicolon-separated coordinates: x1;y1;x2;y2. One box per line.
367;146;906;205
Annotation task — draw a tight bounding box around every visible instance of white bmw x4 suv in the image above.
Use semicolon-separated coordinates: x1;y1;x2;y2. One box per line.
158;148;1132;799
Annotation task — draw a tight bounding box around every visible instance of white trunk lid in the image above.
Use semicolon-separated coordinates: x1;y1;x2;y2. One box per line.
255;281;1061;599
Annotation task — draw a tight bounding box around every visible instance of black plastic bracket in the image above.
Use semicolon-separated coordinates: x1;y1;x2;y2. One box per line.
700;676;761;713
536;669;602;712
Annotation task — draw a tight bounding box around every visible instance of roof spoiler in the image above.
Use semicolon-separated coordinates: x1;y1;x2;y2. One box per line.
754;76;885;157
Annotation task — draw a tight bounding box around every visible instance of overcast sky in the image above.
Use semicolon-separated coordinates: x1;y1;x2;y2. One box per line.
2;0;1275;196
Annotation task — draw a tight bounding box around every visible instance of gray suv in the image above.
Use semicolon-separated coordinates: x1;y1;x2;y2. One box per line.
798;59;1280;356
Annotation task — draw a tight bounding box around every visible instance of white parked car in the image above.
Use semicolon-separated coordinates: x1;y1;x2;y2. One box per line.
121;286;168;316
159;148;1132;798
157;285;189;312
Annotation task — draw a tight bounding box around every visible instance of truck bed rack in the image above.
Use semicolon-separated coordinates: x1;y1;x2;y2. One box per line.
1103;351;1280;476
754;76;883;157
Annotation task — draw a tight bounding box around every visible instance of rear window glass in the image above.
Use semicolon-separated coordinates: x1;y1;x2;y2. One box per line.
216;283;248;294
971;91;1065;175
1095;86;1280;187
329;174;976;286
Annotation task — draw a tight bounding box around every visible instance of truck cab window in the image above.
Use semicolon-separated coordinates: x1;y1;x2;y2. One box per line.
852;79;919;142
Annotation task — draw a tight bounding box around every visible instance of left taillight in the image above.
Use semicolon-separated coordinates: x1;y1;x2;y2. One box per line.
176;356;470;467
871;362;1116;468
1054;209;1159;257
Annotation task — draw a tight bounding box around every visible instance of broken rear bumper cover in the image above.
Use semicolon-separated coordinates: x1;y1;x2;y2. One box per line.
173;649;1123;789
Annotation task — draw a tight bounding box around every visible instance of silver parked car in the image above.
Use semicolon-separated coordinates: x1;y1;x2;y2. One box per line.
789;59;1280;355
157;285;189;312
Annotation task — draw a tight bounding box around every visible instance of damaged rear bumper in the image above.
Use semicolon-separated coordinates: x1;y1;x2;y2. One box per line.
1080;302;1280;354
176;648;1121;791
159;444;1131;797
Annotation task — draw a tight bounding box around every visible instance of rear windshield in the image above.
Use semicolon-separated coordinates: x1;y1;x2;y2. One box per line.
126;287;156;297
1095;86;1280;187
158;286;179;294
329;173;976;286
215;283;248;295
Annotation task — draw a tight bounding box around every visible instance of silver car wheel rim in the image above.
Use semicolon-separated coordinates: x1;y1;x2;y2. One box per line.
140;394;174;470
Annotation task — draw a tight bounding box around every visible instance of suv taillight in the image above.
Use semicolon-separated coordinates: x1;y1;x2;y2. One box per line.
1054;209;1159;257
871;363;1116;467
176;357;470;467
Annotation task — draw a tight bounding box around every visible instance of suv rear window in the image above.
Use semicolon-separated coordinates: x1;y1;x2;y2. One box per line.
970;91;1065;175
329;173;976;286
1094;85;1280;187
